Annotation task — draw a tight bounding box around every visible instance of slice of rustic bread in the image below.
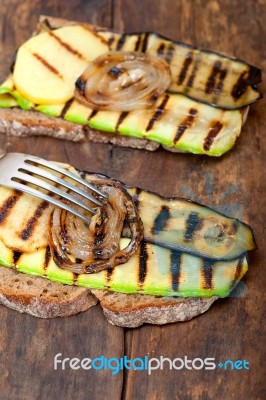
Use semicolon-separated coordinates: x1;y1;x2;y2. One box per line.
0;107;159;150
0;267;98;318
92;290;218;328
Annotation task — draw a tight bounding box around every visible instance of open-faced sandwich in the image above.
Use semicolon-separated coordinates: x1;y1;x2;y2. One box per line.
0;159;256;327
0;16;262;156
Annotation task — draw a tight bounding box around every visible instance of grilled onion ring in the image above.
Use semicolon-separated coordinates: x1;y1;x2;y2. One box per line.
49;176;143;274
75;51;171;111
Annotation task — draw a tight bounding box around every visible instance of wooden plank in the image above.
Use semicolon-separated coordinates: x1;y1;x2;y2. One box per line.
0;306;124;399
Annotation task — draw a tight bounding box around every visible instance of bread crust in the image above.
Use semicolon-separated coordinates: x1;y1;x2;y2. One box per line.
0;108;159;150
92;290;218;327
0;267;98;318
0;266;217;324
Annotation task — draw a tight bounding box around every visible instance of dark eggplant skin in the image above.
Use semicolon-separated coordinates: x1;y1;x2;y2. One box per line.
80;171;257;262
39;18;262;110
94;30;262;110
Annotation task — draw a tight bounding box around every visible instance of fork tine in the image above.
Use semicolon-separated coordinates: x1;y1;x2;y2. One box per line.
13;171;97;215
7;181;91;225
24;155;107;198
20;163;103;207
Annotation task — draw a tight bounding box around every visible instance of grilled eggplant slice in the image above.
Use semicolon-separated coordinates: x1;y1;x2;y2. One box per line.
0;167;256;298
129;188;255;260
97;31;262;109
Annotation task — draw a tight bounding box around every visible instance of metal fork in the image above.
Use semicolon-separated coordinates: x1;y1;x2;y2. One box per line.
0;149;107;224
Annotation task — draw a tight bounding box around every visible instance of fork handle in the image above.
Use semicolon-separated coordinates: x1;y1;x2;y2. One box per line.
0;148;6;159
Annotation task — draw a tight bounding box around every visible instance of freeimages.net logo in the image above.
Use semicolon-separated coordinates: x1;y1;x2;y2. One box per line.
54;354;250;375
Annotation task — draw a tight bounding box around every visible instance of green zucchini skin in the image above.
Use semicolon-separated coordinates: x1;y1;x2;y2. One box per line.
2;242;248;298
0;85;244;156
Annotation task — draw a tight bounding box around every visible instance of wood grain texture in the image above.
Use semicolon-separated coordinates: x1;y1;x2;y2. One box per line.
0;0;265;399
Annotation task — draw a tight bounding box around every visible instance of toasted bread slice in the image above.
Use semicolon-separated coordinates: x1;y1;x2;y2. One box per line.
0;107;159;150
0;266;97;318
92;290;218;327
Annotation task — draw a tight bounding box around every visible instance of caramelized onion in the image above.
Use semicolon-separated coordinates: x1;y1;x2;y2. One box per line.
75;51;171;111
49;176;143;274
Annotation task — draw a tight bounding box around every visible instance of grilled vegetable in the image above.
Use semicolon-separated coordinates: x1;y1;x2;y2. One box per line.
13;25;109;104
75;51;171;111
0;167;256;298
96;30;262;109
128;187;256;260
50;178;143;274
44;94;246;156
0;77;32;110
0;238;248;298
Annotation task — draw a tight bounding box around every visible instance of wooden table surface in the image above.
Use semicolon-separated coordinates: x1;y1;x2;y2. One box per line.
0;1;265;399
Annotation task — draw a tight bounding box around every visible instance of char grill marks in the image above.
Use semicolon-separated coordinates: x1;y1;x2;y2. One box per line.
36;23;261;108
146;94;170;132
44;246;51;270
205;60;227;95
184;212;201;241
174;108;198;143
231;255;245;289
59;98;74;118
48;31;86;60
156;42;175;63
138;241;148;286
131;33;149;53
231;67;262;100
186;55;199;89
116;111;129;131
116;33;127;51
0;191;22;224
32;53;63;79
202;258;214;290
177;51;193;85
106;267;113;282
141;33;149;53
20;201;49;241
165;44;175;64
171;251;181;291
88;109;98;120
99;241;240;294
157;43;165;57
13;250;22;264
152;205;170;235
203;121;224;151
133;188;142;210
134;34;142;51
